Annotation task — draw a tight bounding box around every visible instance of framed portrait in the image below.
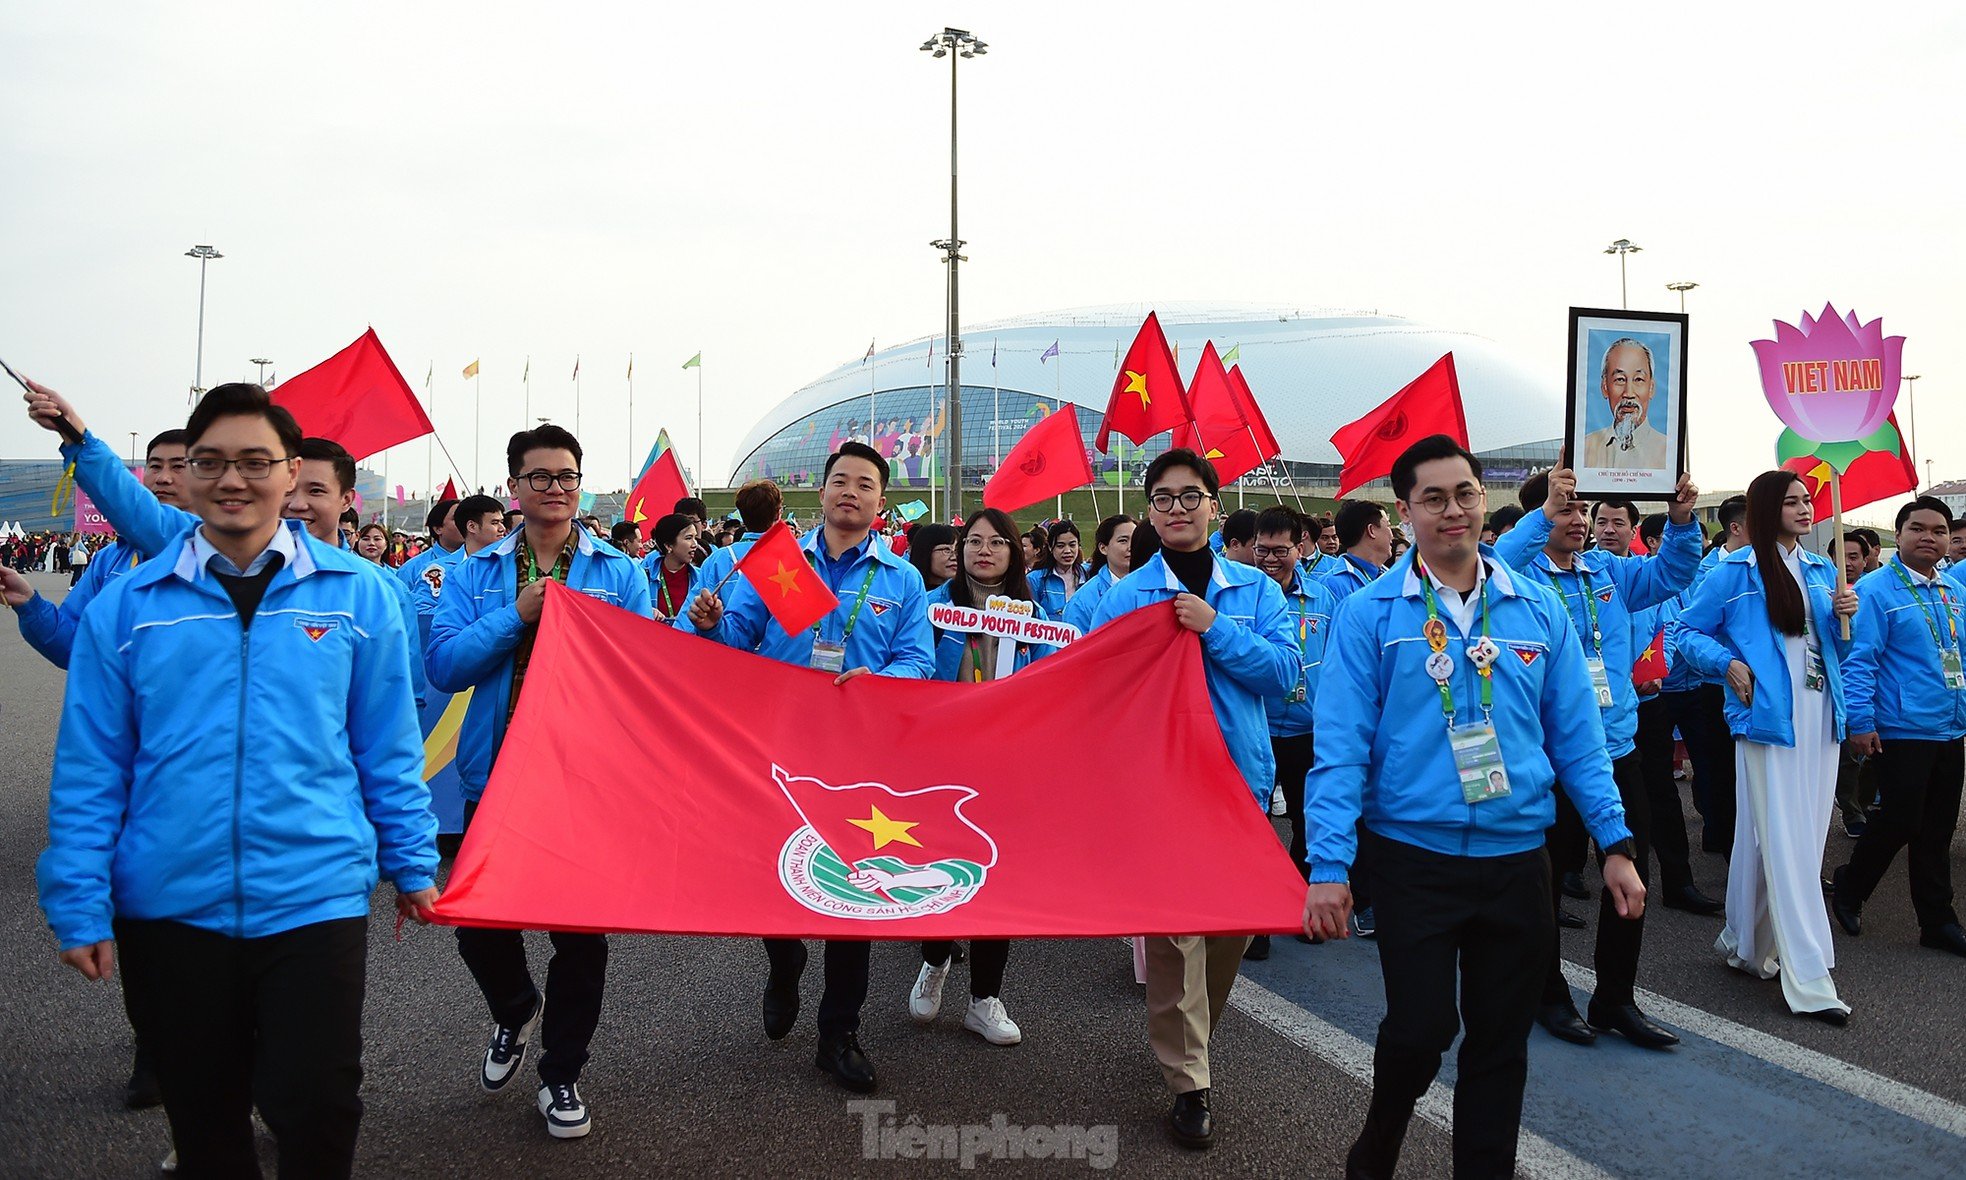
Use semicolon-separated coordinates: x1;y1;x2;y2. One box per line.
1563;307;1689;499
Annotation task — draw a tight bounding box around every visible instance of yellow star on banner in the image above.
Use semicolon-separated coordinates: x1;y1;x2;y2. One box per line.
847;804;922;850
768;561;802;597
630;497;648;525
1204;448;1225;460
1123;369;1150;407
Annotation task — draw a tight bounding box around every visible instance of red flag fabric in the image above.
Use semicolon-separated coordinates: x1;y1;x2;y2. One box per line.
271;329;435;461
733;521;840;634
1633;626;1668;684
430;584;1304;936
626;449;689;541
983;408;1094;514
1171;344;1281;484
1782;414;1917;524
1330;353;1470;498
1096;311;1189;453
439;477;458;502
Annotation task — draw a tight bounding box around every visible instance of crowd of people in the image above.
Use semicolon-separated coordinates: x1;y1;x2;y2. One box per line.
6;374;1962;1179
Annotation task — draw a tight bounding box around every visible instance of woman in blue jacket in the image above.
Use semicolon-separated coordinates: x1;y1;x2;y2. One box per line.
1676;470;1860;1023
1062;514;1135;633
1026;519;1089;618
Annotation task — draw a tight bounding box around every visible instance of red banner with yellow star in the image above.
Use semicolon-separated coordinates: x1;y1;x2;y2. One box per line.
430;583;1306;937
732;520;840;634
1096;311;1189;453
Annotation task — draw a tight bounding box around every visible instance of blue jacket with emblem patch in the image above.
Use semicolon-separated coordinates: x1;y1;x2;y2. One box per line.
1304;549;1629;882
36;521;437;950
427;525;655;800
1091;551;1299;805
1315;552;1385;602
1842;557;1966;742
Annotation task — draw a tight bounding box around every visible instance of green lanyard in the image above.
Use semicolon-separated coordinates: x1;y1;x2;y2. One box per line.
655;564;681;618
816;556;881;641
521;534;572;586
1416;559;1493;725
1546;561;1601;656
1891;560;1958;653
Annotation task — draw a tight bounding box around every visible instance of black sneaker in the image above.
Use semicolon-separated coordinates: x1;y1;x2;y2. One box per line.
480;995;543;1093
1352;906;1378;939
125;1046;163;1109
537;1081;592;1139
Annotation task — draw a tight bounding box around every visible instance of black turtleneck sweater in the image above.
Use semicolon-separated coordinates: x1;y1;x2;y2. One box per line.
1162;545;1214;598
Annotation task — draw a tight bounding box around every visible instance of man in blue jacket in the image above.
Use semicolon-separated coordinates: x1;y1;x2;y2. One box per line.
398;495;462;589
1497;465;1700;1049
695;478;781;590
1666;494;1749;854
1090;449;1298;1151
686;441;935;1095
1831;497;1966;958
35;383;437;1178
1304;434;1641;1180
427;424;653;1140
1316;498;1394;601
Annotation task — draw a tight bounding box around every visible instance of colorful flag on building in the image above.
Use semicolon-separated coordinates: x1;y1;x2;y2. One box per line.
1040;340;1060;364
682;351;702;370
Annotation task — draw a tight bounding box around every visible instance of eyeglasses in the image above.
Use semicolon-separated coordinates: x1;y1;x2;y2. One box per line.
1251;544;1298;560
520;470;583;491
1407;487;1484;516
964;536;1012;551
187;455;295;480
1148;490;1213;512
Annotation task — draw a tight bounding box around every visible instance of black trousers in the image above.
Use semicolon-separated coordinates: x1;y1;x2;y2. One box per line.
1547;792;1589;879
1272;732;1316;885
922;939;1009;998
1634;695;1697;894
1543;753;1650;1008
1840;738;1963;931
765;938;869;1037
1664;684;1736;854
117;916;367;1180
453;801;608;1086
1348;833;1551;1180
1834;748;1880;827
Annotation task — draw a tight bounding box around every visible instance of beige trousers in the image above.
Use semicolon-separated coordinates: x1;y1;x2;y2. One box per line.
1143;934;1251;1092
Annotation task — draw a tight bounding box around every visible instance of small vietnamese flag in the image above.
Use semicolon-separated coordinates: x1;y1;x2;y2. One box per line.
1330;353;1469;498
1633;626;1668;684
735;521;839;634
984;406;1094;514
1096;312;1188;453
626;448;690;541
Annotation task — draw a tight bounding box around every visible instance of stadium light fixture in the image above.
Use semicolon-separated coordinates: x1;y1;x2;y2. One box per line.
921;27;986;519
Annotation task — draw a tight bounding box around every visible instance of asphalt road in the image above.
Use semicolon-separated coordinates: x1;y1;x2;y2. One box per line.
2;569;1961;1178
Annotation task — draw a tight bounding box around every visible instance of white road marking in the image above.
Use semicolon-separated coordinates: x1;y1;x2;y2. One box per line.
1230;977;1617;1180
1559;961;1966;1139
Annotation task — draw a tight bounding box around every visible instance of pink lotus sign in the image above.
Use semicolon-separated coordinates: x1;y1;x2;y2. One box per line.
1751;304;1904;444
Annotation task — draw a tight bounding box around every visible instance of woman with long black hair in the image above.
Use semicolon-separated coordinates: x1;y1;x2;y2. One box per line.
905;522;958;592
1677;470;1860;1023
1062;514;1136;633
1027;520;1089;618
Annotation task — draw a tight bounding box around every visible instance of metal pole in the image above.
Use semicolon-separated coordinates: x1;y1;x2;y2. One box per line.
1904;374;1922;473
473;373;481;491
195;255;209;390
944;44;964;522
696;364;704;491
1620;252;1628;310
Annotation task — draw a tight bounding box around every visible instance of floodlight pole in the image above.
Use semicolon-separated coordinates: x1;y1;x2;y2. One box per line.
924;27;986;520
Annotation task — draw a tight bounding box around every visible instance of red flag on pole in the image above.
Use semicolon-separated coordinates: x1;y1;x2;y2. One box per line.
270;329;435;461
626;449;689;541
1096;311;1189;453
983;408;1094;514
429;585;1304;937
733;521;840;634
1783;413;1917;524
1329;353;1470;499
1171;344;1281;483
438;477;458;502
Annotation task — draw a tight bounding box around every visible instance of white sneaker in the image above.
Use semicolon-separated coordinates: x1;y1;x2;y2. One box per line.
537;1081;592;1139
480;995;544;1092
909;960;949;1023
159;1150;177;1174
1269;790;1287;816
963;996;1023;1045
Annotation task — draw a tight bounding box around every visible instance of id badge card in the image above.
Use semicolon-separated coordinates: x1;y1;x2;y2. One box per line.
1804;647;1826;692
1944;650;1966;692
1450;723;1511;804
1287;681;1308;705
810;640;847;674
1585;657;1614;709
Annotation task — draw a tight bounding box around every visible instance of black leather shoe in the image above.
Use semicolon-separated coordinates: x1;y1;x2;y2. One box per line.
1829;866;1863;936
1558;907;1587;929
1805;1007;1850;1027
815;1032;878;1093
1536;1002;1597;1045
1561;872;1590;900
1294;932;1319;945
1243;935;1271;961
1587;1001;1680;1049
124;1050;162;1110
1169;1088;1213;1150
763;943;807;1041
1662;885;1726;915
1919;922;1966;958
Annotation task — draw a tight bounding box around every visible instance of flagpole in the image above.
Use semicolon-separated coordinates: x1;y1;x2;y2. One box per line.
473;370;482;492
696;361;704;491
869;340;877;452
382;448;390;529
575;359;582;438
1054;347;1063;519
627;355;635;494
424;362;434;510
991;339;1000;468
523;357;531;426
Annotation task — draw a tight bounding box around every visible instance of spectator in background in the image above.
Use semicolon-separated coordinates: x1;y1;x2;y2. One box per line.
906;523;958;592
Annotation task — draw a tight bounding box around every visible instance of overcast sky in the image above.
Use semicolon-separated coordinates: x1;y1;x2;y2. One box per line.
3;2;1960;515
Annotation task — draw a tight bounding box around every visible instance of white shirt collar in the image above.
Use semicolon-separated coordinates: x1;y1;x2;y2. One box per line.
187;518;298;579
1424;556;1489;633
1898;556;1942;586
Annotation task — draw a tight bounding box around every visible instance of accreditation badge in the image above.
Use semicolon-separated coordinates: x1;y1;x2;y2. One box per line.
1584;657;1614;709
1944;650;1966;692
1450;723;1511;804
809;640;847;674
1805;648;1826;692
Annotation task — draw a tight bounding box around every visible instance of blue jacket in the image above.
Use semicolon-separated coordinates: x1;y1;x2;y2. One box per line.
397;541;461;594
36;521;437;950
15;539;142;668
1662;546;1730;693
690;528;936;678
1494;511;1701;758
696;532;763;592
1027;564;1090;619
1674;545;1851;746
927;582;1053;681
1091;551;1298;804
427;525;654;800
58;429;426;704
1305;549;1628;882
641;552;702;620
1299;551;1338;582
1266;572;1338;737
403;543;464;637
1842;557;1966;741
1061;566;1120;634
1315;552;1385;602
